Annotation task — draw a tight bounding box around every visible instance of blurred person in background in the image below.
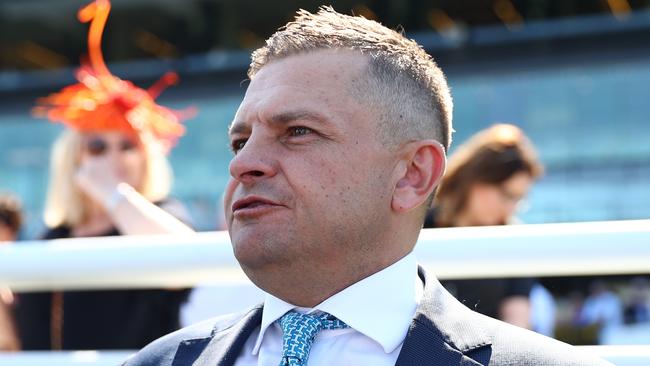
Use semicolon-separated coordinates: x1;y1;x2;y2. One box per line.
424;123;549;332
0;193;22;242
0;193;23;351
578;280;623;343
624;276;650;324
15;0;194;350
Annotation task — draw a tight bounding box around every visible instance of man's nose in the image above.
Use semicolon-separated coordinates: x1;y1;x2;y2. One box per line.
228;134;276;184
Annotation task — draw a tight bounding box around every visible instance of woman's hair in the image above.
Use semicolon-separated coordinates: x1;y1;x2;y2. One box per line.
43;130;173;228
434;124;544;227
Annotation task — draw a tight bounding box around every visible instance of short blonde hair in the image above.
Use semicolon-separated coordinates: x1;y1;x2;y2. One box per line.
43;130;173;228
249;6;453;151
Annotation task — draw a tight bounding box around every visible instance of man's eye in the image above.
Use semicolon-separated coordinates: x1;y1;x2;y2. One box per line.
289;126;312;136
231;139;247;153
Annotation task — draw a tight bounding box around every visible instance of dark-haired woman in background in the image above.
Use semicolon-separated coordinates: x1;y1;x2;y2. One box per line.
424;123;548;332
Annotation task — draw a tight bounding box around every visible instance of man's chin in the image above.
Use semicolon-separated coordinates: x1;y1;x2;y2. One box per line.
232;238;277;268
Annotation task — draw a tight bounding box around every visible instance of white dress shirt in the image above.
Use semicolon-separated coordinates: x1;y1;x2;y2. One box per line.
234;253;423;366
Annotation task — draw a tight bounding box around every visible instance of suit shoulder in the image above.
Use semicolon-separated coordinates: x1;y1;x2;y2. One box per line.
122;306;260;366
485;316;614;366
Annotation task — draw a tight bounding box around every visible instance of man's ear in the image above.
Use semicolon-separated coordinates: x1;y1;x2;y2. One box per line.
391;140;446;213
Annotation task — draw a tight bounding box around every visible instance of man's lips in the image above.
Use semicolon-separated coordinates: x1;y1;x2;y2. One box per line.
232;196;283;214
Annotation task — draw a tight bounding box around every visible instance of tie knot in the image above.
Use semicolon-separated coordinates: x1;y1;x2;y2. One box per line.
278;311;348;366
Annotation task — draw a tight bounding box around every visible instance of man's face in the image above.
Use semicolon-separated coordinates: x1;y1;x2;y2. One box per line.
224;50;395;279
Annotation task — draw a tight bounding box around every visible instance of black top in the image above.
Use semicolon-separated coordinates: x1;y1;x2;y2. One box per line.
15;226;190;350
423;207;535;320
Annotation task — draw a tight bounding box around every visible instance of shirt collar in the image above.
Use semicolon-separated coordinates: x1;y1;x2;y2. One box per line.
252;252;422;354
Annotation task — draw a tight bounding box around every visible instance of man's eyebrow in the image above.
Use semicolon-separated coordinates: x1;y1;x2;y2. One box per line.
228;121;248;136
229;110;327;136
269;110;326;125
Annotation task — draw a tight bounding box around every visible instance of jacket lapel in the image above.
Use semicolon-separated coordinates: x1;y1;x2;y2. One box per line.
171;305;263;366
395;266;492;366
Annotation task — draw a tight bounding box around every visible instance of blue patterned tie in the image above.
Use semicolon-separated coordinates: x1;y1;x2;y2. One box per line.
278;311;349;366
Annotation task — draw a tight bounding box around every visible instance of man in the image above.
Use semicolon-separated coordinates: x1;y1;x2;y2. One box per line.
126;7;612;366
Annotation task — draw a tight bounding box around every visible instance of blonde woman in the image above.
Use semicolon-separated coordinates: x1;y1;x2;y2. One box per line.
16;0;194;350
43;129;191;237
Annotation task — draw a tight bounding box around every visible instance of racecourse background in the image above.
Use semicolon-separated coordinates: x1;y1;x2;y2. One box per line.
1;2;650;236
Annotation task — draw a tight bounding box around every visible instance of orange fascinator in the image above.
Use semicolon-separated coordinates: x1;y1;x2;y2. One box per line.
34;0;192;149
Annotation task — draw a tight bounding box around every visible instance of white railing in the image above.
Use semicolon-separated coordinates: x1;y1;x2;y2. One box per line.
1;219;649;291
0;219;649;365
581;345;650;366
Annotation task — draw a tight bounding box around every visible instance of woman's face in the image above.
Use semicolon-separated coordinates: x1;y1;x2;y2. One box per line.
79;131;146;190
463;171;534;226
